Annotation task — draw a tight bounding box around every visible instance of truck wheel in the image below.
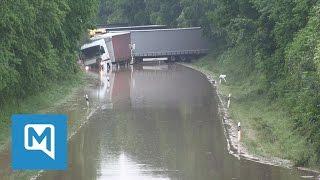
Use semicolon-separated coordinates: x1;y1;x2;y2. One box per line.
185;56;191;62
180;56;186;62
170;56;176;62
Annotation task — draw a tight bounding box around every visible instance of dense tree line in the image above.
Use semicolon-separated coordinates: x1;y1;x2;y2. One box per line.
98;0;320;165
0;0;98;105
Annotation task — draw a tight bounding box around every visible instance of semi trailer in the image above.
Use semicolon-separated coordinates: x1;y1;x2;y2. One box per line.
130;27;210;62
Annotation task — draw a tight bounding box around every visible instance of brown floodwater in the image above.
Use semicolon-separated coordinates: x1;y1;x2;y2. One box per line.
0;63;318;180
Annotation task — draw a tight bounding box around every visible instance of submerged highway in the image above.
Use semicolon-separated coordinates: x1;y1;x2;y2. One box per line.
0;64;316;179
38;63;318;180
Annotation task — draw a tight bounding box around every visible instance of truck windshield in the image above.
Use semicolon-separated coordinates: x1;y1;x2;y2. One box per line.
81;45;102;60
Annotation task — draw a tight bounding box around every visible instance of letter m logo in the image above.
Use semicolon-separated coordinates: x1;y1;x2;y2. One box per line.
24;124;55;159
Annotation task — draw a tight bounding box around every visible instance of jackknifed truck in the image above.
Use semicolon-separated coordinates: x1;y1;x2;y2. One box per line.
80;26;210;66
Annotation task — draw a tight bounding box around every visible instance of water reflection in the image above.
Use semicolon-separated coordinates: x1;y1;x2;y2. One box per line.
98;152;171;180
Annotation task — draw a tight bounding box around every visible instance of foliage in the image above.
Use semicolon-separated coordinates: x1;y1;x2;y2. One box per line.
0;0;98;107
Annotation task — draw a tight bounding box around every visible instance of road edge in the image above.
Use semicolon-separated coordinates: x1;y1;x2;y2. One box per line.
178;62;320;175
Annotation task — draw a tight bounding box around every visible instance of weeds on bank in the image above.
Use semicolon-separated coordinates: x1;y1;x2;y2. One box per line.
0;73;85;151
193;54;312;166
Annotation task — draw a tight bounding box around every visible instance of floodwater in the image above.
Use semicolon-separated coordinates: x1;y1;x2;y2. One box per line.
0;63;318;179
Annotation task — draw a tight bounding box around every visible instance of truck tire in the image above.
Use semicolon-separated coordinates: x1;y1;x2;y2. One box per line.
170;56;176;62
180;56;186;62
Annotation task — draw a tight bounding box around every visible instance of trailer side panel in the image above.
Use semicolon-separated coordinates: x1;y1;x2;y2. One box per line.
131;27;209;57
112;33;131;62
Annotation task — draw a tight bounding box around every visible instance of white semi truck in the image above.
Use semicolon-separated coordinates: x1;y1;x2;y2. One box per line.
80;39;111;70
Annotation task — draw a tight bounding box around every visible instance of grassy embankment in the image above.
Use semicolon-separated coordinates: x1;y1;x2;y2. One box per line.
0;72;86;152
193;53;313;167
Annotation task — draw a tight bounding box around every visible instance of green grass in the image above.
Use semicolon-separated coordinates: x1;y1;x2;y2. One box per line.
0;72;86;152
192;54;313;166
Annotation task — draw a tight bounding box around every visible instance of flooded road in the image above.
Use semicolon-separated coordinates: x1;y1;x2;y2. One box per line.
1;63;317;179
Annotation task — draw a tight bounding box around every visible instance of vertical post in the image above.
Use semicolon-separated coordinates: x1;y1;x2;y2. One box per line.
237;122;241;159
107;76;110;88
227;93;231;108
85;94;89;107
130;44;135;65
237;122;241;142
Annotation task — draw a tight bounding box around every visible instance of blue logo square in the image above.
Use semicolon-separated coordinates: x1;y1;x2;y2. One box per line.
11;114;68;170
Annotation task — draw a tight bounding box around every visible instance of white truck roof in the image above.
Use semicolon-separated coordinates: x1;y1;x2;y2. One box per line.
80;39;105;50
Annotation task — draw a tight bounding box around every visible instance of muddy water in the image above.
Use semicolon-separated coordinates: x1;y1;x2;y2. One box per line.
1;63;317;179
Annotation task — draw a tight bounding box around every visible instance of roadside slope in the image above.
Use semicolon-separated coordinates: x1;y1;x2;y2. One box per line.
0;73;85;152
181;53;319;171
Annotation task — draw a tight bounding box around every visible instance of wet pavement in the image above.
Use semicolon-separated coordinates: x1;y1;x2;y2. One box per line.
0;63;318;180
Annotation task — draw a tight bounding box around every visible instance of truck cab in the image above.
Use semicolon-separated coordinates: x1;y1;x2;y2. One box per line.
80;39;111;70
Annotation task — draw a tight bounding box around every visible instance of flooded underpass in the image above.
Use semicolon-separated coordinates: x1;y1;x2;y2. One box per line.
1;63;317;179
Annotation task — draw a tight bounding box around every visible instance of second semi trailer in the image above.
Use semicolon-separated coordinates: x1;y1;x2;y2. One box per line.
130;27;210;62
